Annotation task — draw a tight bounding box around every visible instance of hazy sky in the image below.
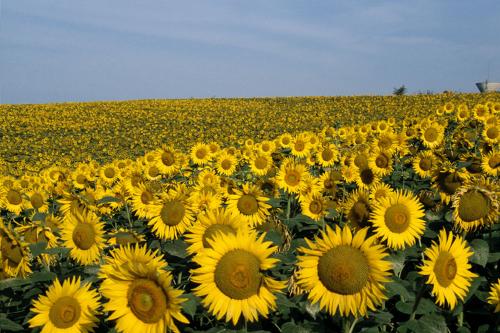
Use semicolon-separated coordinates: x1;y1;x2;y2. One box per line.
1;0;500;104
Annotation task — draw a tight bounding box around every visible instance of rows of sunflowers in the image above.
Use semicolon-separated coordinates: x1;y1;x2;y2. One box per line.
0;95;499;332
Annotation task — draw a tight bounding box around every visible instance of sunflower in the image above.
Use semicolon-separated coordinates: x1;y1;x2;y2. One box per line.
227;183;271;227
483;125;499;144
369;182;395;202
154;145;181;176
432;166;468;204
488;278;500;313
277;133;293;148
276;160;308;194
249;153;273;176
259;140;276;155
451;178;498;232
456;105;470;122
316;144;338;167
101;260;188;333
368;148;393;176
29;277;100;333
300;193;328;221
191;231;286;325
370;190;425;250
98;244;167;285
26;188;49;212
343;189;371;229
0;223;32;278
420;123;445;149
412;151;438;178
147;187;194;240
290;134;311;158
0;186;25;215
190;189;222;214
482;150;499;176
374;132;397;153
419;229;477;309
296;225;391;317
141;163;162;181
216;151;238;176
99;163;120;185
191;142;212;165
318;170;341;197
473;104;489;121
61;210;105;265
341;165;357;184
129;183;159;219
185;208;246;255
354;166;380;190
16;222;59;266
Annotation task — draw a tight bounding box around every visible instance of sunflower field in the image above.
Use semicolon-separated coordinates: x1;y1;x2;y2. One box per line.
0;95;499;333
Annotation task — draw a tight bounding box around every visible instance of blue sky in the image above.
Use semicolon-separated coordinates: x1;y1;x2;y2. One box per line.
1;0;499;104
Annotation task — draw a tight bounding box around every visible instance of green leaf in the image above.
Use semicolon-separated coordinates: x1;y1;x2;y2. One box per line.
464;276;485;303
29;241;48;257
182;293;198;318
388;252;406;276
487;252;500;263
31;212;47;222
386;281;411;301
0;317;24;331
305;301;321;319
470;239;489;267
42;246;70;256
418;314;447;333
281;322;310;333
97;196;122;204
264;230;283;247
163;240;188;258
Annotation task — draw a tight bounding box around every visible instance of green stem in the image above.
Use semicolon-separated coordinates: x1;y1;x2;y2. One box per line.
286;194;291;223
347;317;359;333
457;311;463;328
410;283;426;320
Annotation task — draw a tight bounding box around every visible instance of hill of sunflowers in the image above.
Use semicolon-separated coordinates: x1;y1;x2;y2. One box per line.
0;93;499;332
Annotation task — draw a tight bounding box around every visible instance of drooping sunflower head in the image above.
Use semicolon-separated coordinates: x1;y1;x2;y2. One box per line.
318;170;341;196
108;228;145;246
452;178;498;233
191;230;285;325
370;190;426;250
419;229;478;309
0;223;32;278
433;166;468;204
343;189;371;229
296;225;391;317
